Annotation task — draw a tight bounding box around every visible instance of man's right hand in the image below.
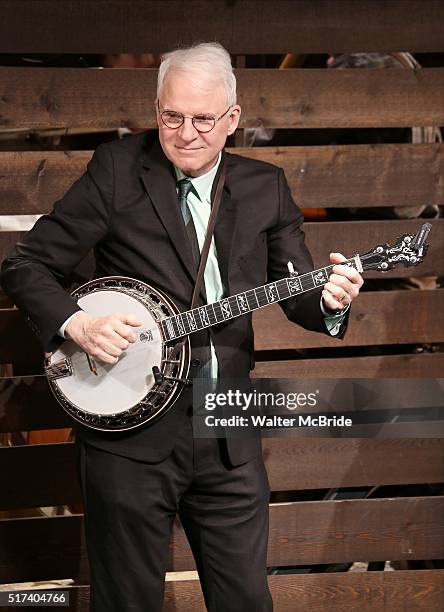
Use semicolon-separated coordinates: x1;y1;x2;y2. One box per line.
65;311;142;364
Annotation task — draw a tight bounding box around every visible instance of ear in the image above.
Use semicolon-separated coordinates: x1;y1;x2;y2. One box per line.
227;105;241;135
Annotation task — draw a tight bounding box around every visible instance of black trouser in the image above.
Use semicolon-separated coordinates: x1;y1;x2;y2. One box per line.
77;412;273;612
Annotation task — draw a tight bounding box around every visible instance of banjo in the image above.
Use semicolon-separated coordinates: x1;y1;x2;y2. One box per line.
45;223;432;432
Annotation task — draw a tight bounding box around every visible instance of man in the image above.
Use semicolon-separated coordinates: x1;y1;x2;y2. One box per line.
1;43;363;611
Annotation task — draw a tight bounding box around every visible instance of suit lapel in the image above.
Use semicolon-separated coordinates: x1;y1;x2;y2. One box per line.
139;139;197;283
213;153;238;295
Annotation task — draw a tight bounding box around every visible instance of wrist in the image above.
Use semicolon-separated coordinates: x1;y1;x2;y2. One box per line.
65;310;89;340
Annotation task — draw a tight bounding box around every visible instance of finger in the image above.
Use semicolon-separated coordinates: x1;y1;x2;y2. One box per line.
108;329;130;350
324;281;352;304
329;253;364;288
91;348;119;365
92;338;122;359
116;313;142;327
324;279;359;302
325;279;354;300
329;252;347;265
114;319;139;343
327;274;354;292
104;341;122;358
92;317;121;341
322;289;346;311
332;264;364;286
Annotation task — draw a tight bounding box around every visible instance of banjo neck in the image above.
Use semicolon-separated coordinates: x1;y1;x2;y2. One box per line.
160;220;432;343
160;256;365;342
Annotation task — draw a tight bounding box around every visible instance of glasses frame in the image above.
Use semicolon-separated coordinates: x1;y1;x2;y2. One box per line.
157;100;232;133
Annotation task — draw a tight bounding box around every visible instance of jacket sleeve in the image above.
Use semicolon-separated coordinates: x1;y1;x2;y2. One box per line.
0;143;113;351
267;168;349;338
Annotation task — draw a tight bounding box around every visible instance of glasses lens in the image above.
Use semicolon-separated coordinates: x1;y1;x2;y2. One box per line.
192;116;216;133
161;111;184;128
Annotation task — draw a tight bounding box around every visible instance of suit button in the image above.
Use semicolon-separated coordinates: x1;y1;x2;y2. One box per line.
191;358;200;367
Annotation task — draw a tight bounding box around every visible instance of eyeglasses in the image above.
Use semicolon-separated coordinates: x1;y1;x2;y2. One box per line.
157;100;232;133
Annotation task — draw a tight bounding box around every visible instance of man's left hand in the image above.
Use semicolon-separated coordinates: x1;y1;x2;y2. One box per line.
322;252;364;313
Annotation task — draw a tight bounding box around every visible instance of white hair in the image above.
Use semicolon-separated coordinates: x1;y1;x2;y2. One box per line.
157;42;237;106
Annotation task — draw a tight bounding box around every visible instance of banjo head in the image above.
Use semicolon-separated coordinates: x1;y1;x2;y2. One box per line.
46;277;190;431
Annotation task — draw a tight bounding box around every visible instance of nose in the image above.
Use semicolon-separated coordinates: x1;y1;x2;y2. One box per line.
177;117;198;141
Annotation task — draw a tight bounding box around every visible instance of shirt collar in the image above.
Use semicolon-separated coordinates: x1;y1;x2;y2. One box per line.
174;151;222;203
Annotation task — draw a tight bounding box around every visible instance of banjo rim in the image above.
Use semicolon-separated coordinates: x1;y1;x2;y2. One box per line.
45;276;191;432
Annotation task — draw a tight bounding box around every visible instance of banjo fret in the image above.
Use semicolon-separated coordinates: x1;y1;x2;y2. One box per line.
265;282;278;303
276;278;289;299
286;276;301;295
186;312;197;331
175;315;185;336
236;292;249;313
312;268;329;286
255;286;269;307
228;295;241;317
220;298;232;319
166;318;175;340
198;306;210;326
212;301;223;324
249;288;260;309
193;308;203;329
170;317;179;338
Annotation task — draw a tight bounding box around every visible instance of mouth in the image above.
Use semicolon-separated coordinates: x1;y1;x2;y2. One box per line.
175;146;203;152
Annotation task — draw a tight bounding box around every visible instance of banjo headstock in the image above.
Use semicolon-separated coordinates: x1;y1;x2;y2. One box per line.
359;223;432;272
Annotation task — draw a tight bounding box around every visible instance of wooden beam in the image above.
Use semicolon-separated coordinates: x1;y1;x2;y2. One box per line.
265;497;444;567
0;497;442;581
62;570;444;612
1;438;443;508
161;570;444;612
1;144;443;214
252;353;444;379
2;219;442;279
253;289;444;350
264;438;444;491
232;144;444;209
0;443;81;509
1;1;443;53
0;376;70;432
1;68;443;129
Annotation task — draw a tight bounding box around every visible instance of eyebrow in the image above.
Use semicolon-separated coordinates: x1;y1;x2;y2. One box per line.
162;106;218;118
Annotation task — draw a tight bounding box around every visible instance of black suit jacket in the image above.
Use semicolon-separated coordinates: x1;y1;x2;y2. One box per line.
1;132;348;464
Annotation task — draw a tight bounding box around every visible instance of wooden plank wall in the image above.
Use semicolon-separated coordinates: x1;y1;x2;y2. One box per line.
0;2;443;611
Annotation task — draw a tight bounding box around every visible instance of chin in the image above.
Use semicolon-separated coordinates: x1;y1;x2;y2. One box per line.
174;161;197;175
176;159;207;177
